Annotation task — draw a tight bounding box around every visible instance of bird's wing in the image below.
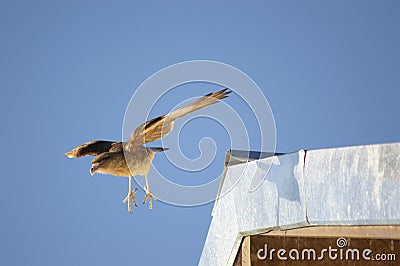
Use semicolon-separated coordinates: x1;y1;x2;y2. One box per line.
65;140;121;158
128;88;231;146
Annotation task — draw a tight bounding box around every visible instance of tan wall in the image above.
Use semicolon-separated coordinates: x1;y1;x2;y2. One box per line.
234;225;400;266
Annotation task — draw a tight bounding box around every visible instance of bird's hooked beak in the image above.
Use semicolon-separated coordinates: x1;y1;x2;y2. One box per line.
90;163;100;176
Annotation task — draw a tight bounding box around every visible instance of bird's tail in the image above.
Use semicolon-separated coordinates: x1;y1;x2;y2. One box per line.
147;147;169;153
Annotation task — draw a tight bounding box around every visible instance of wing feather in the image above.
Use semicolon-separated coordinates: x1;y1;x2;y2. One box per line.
65;140;122;158
128;88;231;146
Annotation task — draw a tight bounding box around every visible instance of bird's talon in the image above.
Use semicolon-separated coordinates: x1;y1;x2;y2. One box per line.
122;188;138;213
143;188;157;210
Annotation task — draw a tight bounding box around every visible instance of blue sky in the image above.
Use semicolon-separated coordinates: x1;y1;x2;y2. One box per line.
1;1;399;265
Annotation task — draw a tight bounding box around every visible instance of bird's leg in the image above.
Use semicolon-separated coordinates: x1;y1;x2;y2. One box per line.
122;176;138;213
143;173;157;210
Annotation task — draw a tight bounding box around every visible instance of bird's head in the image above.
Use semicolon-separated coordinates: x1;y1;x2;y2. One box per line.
90;153;112;176
90;151;129;176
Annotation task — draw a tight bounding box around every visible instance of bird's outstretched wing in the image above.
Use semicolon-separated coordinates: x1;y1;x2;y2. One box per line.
128;88;231;147
65;140;122;158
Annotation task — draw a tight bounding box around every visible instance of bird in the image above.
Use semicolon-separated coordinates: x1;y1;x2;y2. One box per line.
65;88;231;213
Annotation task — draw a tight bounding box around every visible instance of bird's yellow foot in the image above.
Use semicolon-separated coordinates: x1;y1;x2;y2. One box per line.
143;186;157;210
122;188;138;213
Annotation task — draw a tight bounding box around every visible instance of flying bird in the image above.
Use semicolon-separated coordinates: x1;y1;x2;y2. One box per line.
65;88;231;213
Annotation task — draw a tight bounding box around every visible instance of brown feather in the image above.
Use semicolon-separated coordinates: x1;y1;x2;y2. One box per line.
128;88;231;146
65;140;121;158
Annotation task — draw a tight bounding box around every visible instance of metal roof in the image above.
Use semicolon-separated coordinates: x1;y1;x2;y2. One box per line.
200;142;400;266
